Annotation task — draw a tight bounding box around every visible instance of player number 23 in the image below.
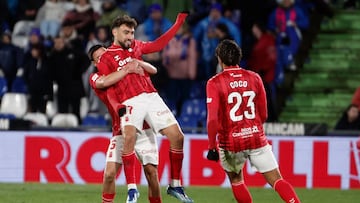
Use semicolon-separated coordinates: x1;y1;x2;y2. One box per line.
228;91;255;121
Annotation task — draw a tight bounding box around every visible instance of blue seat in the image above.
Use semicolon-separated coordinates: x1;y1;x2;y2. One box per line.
0;76;8;98
11;76;28;93
0;113;16;119
180;99;207;119
189;81;206;99
177;115;198;133
82;113;108;126
178;99;207;133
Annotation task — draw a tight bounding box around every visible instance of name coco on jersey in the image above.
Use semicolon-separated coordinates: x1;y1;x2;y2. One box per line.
229;80;248;88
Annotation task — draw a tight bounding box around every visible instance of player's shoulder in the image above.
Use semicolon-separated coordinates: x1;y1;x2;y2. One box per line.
241;68;261;79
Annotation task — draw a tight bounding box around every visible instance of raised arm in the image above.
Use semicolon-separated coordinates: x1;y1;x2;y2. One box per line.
141;12;188;54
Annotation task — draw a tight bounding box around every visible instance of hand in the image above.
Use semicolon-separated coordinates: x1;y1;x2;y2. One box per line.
207;149;219;162
118;106;126;117
176;11;189;23
124;60;139;73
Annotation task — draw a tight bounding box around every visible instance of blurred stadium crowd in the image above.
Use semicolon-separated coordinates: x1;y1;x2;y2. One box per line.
1;0;357;132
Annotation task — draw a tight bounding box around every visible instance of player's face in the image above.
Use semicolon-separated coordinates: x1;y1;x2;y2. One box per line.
113;24;135;49
92;47;106;64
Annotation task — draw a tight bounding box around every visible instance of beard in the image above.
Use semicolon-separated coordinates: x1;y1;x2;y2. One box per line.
118;39;132;49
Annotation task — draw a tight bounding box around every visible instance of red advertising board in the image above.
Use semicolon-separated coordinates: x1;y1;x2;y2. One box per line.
0;131;359;189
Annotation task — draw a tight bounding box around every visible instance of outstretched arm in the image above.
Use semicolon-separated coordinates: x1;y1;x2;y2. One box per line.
141;12;188;54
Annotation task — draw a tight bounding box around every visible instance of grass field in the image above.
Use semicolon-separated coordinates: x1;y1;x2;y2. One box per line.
0;183;359;203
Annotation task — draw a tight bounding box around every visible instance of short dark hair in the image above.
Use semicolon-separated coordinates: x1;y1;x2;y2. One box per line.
111;14;137;30
87;44;104;61
215;39;242;66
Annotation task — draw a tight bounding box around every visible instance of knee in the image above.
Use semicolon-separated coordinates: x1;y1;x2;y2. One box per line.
144;165;159;180
103;170;116;183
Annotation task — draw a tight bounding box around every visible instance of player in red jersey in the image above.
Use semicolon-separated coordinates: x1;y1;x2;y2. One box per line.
206;40;301;203
88;45;162;203
96;13;193;203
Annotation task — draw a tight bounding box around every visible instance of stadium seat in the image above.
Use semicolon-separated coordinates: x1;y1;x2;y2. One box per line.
0;93;28;118
0;113;16;119
0;70;8;98
23;112;49;126
189;81;206;99
178;99;207;133
82;113;108;126
177;115;199;134
11;69;28;93
180;99;207;119
46;100;57;119
51;113;79;127
80;97;89;119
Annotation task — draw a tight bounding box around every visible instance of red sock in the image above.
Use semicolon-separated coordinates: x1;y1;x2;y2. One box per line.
149;196;162;203
102;193;115;203
231;182;252;203
274;179;301;203
169;149;183;180
122;152;136;184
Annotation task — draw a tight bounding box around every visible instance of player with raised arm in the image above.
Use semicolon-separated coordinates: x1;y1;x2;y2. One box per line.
96;12;193;203
88;45;162;203
206;39;301;203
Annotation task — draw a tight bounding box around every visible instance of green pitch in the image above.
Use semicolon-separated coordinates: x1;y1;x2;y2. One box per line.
0;183;359;203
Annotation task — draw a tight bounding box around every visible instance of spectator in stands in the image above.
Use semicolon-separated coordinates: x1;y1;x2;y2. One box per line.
192;2;241;80
124;0;147;24
83;25;111;115
247;22;278;121
17;0;45;21
62;0;99;42
0;31;24;89
352;87;360;110
213;22;233;73
59;20;83;51
96;0;127;29
335;104;360;131
162;23;197;115
142;3;172;41
48;36;90;123
85;25;111;52
187;0;212;27
23;43;53;113
35;0;66;40
0;1;13;32
26;28;44;52
267;0;309;85
140;3;172;90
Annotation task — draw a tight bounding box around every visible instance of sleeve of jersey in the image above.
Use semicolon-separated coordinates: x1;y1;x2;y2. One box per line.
206;81;219;150
89;73;99;89
97;55;112;75
256;74;268;123
140;14;187;54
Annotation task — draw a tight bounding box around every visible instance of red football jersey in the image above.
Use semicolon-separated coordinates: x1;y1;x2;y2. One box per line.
89;72;122;136
96;14;186;104
206;66;268;152
96;42;157;103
